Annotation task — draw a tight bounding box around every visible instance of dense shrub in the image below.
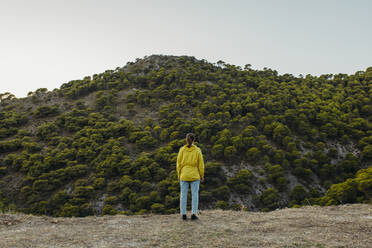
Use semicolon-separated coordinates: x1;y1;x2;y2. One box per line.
212;185;230;201
260;187;280;211
215;200;229;210
151;203;165;214
34;105;59;118
290;185;308;204
0;55;371;216
266;164;288;190
227;169;252;194
319;166;372;204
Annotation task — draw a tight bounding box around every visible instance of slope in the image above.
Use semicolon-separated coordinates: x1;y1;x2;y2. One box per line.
0;55;371;217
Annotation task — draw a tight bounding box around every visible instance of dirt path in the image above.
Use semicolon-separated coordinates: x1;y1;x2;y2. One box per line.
1;204;371;248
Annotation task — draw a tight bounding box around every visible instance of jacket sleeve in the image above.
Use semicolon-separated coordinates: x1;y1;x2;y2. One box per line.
176;148;183;180
198;149;205;180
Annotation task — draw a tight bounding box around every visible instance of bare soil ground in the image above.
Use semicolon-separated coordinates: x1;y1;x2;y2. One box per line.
0;204;371;248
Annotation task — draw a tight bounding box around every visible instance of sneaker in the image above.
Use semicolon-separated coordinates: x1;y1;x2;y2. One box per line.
182;214;187;220
191;214;198;220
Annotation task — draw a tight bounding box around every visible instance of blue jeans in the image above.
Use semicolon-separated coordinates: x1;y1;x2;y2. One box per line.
180;179;200;215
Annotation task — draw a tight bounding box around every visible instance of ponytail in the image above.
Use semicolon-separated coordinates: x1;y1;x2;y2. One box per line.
186;133;195;148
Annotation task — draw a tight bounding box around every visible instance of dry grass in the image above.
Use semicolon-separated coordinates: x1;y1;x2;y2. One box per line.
0;204;371;248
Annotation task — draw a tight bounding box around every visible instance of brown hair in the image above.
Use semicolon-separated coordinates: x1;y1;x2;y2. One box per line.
186;133;195;148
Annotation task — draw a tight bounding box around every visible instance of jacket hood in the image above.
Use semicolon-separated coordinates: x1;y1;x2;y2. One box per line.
183;144;197;152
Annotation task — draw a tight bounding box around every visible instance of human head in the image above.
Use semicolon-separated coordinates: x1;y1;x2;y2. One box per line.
186;133;195;148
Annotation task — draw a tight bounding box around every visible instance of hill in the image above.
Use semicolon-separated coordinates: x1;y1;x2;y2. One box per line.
0;54;371;217
1;204;371;248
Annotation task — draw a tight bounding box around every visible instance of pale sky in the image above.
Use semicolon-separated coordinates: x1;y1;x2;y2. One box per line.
1;0;371;98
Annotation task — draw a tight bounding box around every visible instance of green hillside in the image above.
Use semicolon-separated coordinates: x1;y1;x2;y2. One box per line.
0;55;371;216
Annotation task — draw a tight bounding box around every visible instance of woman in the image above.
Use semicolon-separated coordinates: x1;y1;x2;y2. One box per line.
176;133;205;221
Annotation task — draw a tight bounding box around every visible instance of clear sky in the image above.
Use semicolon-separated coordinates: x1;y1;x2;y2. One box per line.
1;0;371;98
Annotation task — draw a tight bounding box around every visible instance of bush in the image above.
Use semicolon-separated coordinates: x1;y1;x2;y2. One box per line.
136;135;157;150
102;204;118;215
22;141;42;152
267;164;288;190
293;166;312;179
0;139;22;153
93;178;106;189
212;185;230;201
135;196;151;210
164;195;178;208
32;180;53;192
120;175;141;192
227;169;252;194
151;203;165;214
136;209;148;215
230;203;242;211
74;186;94;198
20;186;32;199
356;167;372;199
200;190;213;203
204;161;225;186
290;185;308;204
36;123;60;141
120;187;133;203
260;188;280;210
0;167;6;176
224;146;237;160
326;178;358;204
362;145;372;160
149;191;161;203
60;203;80;217
34;105;59;118
211;144;224;158
29;201;50;215
50;190;69;207
79;203;94;216
104;196;119;205
246;147;260;162
215;200;229;210
107;180;120;193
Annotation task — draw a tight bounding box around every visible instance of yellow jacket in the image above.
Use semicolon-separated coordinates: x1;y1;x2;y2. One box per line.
177;144;205;181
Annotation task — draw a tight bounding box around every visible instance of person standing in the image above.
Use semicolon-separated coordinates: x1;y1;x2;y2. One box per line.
177;133;205;220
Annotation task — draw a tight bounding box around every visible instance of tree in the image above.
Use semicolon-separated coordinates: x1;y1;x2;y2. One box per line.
246;147;260;163
267;164;288;190
227;169;252;194
211;144;224;159
151;203;165;214
212;185;231;201
290;185;308;204
224;146;237;160
326;179;358;204
362;145;372;160
260;188;280;211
